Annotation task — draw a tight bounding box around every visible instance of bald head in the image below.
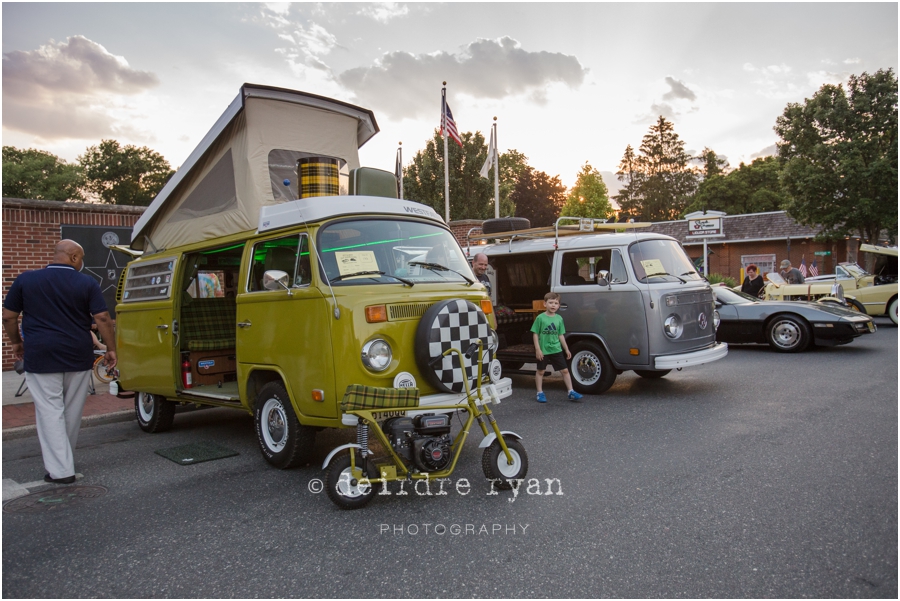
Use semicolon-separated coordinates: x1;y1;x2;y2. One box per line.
472;253;489;277
54;239;85;270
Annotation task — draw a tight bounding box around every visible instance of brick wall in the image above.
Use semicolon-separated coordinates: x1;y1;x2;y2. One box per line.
686;237;853;280
2;198;145;370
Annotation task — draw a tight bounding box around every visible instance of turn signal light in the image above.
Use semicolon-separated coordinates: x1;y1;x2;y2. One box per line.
365;305;388;323
480;299;493;315
630;348;640;356
312;389;324;402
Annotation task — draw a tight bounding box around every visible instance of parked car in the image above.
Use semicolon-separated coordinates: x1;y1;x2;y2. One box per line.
713;286;875;352
762;249;898;325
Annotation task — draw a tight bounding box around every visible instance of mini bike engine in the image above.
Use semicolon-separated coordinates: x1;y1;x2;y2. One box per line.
383;413;452;472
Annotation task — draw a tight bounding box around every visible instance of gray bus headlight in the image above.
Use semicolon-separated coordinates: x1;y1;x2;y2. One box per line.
361;339;392;372
664;314;683;339
713;310;721;331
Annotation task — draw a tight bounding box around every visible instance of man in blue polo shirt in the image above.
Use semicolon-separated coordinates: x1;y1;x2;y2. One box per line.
3;239;117;484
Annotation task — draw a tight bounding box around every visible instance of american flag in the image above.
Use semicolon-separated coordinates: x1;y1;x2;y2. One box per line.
809;258;819;277
799;256;808;277
442;100;463;148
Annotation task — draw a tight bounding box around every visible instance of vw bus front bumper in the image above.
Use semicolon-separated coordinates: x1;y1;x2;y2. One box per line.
654;342;728;370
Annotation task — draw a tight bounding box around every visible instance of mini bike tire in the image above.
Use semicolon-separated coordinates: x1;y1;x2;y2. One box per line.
325;454;380;510
481;439;528;490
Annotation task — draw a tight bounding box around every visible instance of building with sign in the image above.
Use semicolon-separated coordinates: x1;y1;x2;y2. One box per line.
644;210;873;281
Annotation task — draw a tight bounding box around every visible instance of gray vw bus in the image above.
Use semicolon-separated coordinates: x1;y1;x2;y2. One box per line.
473;218;728;394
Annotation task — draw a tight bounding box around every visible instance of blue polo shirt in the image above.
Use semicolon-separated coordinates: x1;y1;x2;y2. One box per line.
4;264;108;373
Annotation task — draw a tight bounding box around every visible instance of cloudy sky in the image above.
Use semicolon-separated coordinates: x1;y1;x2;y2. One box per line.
3;2;897;195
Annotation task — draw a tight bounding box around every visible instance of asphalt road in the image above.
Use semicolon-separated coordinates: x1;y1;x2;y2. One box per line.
3;317;897;598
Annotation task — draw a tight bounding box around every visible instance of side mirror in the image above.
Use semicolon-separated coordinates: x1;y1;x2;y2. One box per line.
596;269;611;287
263;270;293;295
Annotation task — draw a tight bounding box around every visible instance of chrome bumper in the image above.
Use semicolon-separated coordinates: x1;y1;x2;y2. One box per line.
654;342;728;370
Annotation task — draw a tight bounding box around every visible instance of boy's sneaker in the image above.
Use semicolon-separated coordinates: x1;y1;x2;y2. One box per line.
567;390;583;402
536;392;547;403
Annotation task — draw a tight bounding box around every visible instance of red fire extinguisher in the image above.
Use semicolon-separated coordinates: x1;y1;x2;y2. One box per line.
182;357;193;389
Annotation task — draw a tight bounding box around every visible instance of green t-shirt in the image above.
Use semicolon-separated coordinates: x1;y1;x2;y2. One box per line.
530;312;566;354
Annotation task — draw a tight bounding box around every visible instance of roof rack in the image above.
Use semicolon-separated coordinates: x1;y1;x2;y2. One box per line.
466;216;652;254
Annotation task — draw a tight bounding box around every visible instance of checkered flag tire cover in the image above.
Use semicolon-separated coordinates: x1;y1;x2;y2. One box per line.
415;299;493;394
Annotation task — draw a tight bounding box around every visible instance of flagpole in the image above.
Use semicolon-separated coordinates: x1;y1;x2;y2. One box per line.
493;117;500;219
442;83;450;223
398;141;403;199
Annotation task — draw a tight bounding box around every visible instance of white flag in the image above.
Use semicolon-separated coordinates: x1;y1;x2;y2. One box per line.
479;126;496;179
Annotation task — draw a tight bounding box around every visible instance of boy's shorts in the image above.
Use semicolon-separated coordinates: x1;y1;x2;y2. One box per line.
537;351;568;372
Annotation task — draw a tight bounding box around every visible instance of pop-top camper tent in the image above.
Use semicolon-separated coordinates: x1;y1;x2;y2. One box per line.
129;84;379;252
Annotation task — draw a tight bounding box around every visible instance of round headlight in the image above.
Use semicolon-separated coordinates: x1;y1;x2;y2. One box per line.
361;339;392;372
663;314;683;339
489;329;499;353
713;310;721;331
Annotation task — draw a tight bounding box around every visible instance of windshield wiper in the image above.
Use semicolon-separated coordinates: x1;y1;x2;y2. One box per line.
643;271;686;284
330;270;414;286
408;261;474;285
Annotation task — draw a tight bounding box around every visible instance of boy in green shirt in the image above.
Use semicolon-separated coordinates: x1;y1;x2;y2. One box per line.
530;292;582;402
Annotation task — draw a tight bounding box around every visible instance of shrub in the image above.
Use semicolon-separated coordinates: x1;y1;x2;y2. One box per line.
706;273;737;288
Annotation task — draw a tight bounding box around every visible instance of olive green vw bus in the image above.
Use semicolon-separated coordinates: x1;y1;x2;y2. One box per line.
115;85;508;468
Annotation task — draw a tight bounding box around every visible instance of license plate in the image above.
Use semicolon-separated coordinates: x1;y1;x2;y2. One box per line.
867;321;876;333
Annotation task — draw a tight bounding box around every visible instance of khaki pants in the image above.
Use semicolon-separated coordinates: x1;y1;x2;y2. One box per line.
25;371;91;479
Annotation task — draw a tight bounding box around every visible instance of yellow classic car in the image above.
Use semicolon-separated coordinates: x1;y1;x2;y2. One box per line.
762;245;898;325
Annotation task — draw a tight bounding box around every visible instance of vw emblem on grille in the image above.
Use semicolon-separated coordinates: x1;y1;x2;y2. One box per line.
698;312;708;330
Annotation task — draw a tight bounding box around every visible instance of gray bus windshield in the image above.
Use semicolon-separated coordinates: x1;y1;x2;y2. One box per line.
629;239;703;283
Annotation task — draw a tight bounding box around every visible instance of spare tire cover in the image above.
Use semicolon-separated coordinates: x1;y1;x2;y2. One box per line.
415;299;493;394
481;217;531;235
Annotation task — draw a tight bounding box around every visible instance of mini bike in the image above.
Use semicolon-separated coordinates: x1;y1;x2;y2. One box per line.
322;341;528;509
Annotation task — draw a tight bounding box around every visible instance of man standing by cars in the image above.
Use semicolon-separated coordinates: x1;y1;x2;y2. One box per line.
2;240;117;484
780;259;805;284
472;253;492;297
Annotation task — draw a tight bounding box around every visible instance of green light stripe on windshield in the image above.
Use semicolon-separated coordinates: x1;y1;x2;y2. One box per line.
321;231;443;253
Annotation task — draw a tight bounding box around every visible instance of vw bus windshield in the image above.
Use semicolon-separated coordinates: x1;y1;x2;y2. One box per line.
318;219;475;285
629;239;703;283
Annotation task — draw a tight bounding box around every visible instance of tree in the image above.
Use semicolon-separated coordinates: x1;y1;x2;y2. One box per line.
495;148;529;217
685;156;789;215
696;147;728;179
559;162;614;220
775;69;898;243
2;146;85;201
78;140;175;206
511;166;567;227
403;130;527;220
613;117;699;221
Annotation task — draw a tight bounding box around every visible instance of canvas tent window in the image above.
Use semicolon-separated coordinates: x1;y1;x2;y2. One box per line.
268;149;348;202
168;149;238;224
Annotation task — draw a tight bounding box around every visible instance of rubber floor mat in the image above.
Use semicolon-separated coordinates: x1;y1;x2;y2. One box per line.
155;441;239;465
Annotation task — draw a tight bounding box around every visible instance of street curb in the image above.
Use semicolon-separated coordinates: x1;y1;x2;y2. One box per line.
2;410;135;441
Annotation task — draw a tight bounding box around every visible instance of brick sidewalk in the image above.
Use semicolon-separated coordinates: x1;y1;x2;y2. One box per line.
2;393;133;430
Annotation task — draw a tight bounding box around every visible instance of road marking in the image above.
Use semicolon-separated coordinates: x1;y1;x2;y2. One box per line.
2;474;84;502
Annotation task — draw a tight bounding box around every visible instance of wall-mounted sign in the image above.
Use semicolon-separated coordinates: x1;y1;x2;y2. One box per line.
814;251;831;256
686;216;724;238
